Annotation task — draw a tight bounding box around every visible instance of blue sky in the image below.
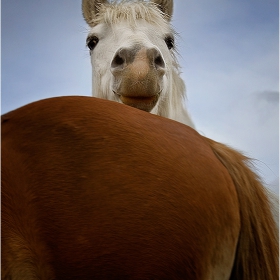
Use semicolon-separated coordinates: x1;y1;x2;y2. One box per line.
2;0;279;192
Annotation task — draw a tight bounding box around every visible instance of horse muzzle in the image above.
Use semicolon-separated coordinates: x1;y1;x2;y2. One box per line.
111;45;165;112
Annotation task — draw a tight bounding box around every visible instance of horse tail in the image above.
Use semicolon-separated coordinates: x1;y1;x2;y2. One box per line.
205;137;279;280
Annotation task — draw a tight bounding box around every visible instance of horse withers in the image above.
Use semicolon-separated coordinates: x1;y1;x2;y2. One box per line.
2;96;278;279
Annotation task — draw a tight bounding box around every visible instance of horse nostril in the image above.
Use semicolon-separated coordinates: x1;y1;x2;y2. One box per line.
154;55;165;68
147;48;166;70
111;54;125;68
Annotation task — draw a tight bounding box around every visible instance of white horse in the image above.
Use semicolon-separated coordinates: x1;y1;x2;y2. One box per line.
82;0;279;228
82;0;194;128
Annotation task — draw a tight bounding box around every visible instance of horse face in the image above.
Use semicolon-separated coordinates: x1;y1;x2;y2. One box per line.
86;10;176;113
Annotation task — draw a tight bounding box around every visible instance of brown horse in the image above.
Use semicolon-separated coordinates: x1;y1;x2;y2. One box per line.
1;96;278;280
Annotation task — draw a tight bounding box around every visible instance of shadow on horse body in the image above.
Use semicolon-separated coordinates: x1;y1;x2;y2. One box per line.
2;96;278;280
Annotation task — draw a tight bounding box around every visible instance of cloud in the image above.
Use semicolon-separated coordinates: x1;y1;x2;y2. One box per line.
256;91;279;104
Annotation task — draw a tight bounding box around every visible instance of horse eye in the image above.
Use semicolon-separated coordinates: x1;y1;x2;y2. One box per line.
165;36;174;50
87;36;99;50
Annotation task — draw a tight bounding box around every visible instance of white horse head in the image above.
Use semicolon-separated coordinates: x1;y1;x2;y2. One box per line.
82;0;195;127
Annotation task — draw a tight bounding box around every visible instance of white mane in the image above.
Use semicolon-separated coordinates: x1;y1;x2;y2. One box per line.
90;1;169;27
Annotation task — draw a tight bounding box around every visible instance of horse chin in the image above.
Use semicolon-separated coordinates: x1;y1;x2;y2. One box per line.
119;95;159;112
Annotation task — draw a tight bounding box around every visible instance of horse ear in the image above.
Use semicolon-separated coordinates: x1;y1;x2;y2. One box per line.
152;0;174;20
82;0;108;26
